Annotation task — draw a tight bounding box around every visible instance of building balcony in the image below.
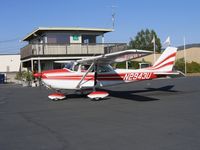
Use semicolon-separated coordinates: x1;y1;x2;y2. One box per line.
20;43;127;60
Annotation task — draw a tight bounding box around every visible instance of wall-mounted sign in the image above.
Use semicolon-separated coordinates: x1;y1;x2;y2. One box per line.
73;35;79;41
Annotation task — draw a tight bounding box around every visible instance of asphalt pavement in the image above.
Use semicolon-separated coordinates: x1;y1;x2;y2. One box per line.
0;77;200;150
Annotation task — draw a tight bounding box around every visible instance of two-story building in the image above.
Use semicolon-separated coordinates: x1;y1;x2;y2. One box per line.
20;27;127;72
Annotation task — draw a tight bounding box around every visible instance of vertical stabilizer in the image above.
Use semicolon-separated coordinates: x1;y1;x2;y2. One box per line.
152;47;177;72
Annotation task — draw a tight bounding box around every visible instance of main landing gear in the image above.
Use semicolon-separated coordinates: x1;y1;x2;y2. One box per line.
87;91;109;100
48;90;109;101
75;89;109;100
48;92;66;101
86;64;109;100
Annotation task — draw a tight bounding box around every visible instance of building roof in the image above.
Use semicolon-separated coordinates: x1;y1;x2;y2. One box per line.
178;43;200;50
23;27;114;41
0;54;20;56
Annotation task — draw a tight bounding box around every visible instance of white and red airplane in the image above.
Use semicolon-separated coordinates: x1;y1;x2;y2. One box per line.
34;47;178;100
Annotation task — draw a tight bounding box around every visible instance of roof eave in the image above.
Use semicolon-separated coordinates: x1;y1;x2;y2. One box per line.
22;27;114;41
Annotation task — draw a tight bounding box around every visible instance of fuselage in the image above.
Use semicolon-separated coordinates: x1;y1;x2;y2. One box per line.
38;46;178;91
40;67;157;90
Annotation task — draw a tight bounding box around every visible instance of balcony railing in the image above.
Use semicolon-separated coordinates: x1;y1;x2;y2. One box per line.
20;43;127;59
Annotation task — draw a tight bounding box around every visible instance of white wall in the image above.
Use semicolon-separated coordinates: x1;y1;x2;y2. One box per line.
0;55;20;72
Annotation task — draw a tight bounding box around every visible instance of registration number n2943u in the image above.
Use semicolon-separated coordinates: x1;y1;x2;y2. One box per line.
123;72;152;81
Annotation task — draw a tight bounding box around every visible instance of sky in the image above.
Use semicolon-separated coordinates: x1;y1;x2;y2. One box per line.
0;0;200;54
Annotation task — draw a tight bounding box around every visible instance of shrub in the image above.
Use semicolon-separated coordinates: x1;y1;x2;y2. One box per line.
115;61;140;69
15;71;33;81
187;61;200;73
115;62;126;69
175;58;200;73
15;72;22;80
115;60;152;69
129;61;140;69
175;58;185;72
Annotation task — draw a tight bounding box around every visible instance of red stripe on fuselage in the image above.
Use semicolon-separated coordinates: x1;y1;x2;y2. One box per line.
42;73;126;79
42;69;71;74
42;72;157;81
42;76;124;81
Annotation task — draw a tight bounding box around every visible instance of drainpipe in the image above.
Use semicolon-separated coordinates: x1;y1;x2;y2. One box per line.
38;59;41;73
31;59;34;72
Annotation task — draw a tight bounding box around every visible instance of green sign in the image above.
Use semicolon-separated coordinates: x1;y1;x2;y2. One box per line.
73;35;79;41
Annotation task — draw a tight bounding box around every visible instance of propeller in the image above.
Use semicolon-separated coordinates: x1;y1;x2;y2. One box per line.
33;73;42;78
33;72;42;87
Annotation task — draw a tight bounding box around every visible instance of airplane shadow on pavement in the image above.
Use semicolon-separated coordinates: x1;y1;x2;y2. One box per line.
105;85;179;102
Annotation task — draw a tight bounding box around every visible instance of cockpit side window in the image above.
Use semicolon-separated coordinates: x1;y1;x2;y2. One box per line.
81;65;90;72
97;65;113;73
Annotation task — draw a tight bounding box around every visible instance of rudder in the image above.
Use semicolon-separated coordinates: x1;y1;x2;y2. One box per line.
152;47;177;72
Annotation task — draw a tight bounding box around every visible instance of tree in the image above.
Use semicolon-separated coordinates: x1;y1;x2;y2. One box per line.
128;29;162;52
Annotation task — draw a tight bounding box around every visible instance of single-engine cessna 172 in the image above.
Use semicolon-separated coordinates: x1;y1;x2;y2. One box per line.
34;47;178;100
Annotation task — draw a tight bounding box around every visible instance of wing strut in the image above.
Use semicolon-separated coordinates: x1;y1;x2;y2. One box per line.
76;63;94;89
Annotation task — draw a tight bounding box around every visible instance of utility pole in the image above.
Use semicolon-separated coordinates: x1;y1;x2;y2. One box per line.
111;5;117;30
184;36;187;75
152;36;156;63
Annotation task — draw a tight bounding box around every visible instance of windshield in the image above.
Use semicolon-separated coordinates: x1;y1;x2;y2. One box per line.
64;62;74;70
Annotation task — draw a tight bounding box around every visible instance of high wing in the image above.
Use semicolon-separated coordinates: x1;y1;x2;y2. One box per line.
77;49;152;65
54;60;74;63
